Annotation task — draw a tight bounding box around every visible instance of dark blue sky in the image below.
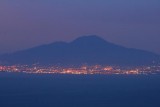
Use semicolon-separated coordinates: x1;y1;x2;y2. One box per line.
0;0;160;54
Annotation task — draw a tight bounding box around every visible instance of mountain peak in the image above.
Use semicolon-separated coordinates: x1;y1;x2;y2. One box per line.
71;35;107;44
0;35;159;66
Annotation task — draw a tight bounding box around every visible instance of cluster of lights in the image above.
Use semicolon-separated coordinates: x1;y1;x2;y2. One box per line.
0;65;160;75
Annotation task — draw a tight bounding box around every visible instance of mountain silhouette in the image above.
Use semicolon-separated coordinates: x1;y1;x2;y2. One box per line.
0;35;159;66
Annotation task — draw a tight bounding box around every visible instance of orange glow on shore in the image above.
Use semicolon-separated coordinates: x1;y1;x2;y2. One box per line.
0;64;160;75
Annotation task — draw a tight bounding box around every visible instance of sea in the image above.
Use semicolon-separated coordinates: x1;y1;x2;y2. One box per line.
0;72;160;107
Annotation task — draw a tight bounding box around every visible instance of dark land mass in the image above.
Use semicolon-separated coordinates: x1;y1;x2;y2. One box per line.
0;35;159;66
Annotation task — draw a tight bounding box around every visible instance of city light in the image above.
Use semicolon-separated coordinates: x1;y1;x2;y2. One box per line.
0;64;160;75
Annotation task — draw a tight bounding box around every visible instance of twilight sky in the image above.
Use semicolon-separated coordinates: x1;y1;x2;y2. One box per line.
0;0;160;54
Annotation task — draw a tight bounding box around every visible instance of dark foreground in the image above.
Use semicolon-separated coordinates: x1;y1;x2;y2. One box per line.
0;73;160;107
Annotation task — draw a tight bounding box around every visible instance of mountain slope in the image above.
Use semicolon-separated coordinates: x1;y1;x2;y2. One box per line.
0;35;159;66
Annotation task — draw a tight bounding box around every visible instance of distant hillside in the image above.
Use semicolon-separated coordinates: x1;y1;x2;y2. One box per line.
0;35;159;66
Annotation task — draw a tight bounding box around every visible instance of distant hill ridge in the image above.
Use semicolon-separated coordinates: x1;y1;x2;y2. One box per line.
0;35;159;66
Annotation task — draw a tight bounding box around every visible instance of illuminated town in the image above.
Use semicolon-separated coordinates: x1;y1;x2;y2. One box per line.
0;64;160;75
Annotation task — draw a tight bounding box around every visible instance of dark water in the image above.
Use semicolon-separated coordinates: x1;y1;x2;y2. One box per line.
0;73;160;107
